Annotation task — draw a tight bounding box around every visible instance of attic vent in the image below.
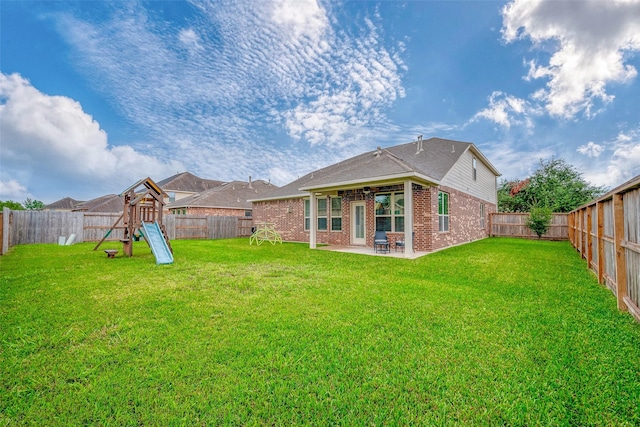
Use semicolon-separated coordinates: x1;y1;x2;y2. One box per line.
451;145;455;153
416;135;424;154
248;176;252;189
375;147;382;158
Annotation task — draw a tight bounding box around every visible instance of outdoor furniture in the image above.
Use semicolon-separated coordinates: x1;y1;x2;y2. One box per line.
395;232;415;252
104;250;119;258
374;231;390;253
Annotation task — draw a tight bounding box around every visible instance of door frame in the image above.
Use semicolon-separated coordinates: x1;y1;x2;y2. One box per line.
351;201;366;245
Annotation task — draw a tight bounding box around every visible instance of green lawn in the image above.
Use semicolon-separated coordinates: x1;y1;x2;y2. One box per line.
1;238;639;425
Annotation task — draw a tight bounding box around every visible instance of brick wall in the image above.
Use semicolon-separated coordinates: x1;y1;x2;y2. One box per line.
252;198;351;245
429;185;496;252
252;184;496;252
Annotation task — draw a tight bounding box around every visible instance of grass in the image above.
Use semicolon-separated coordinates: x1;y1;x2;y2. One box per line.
1;237;639;425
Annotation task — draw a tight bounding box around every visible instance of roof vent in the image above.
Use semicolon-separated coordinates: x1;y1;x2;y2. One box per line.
248;176;252;189
375;147;382;158
451;144;455;153
416;135;423;154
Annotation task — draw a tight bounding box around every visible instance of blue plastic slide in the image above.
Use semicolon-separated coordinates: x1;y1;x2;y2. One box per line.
141;221;174;265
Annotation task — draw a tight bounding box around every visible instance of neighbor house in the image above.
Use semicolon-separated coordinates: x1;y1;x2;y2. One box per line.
72;194;123;213
250;137;500;256
157;172;225;204
166;178;277;218
42;197;83;211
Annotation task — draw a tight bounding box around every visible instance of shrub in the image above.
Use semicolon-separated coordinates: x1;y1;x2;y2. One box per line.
526;205;553;238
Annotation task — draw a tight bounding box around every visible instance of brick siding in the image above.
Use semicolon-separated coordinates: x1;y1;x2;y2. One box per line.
252;183;496;252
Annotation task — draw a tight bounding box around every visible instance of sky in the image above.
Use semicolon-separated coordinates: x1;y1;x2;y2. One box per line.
1;0;639;204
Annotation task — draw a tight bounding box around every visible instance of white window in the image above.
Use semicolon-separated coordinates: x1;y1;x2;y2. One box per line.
169;192;176;203
472;157;477;181
331;197;342;231
375;193;404;232
317;198;327;231
438;191;449;232
480;203;485;228
304;198;330;231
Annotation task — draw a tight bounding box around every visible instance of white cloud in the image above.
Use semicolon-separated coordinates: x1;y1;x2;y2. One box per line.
53;0;405;153
0;73;184;202
481;140;554;180
270;0;329;43
178;28;202;51
502;0;640;118
577;141;604;158
471;91;539;129
582;130;640;187
0;180;29;201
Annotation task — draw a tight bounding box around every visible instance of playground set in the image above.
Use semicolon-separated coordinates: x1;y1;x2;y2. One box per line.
94;177;173;264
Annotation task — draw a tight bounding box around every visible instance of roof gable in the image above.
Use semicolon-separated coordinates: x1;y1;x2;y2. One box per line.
156;172;224;193
254;137;498;201
73;194;123;212
167;179;278;209
43;197;83;210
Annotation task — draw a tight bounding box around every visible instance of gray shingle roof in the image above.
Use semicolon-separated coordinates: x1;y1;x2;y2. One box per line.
156;172;224;193
253;137;498;201
73;194;123;212
43;197;83;210
166;179;277;210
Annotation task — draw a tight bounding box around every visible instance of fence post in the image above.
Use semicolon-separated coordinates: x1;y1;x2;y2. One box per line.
2;207;9;254
597;201;605;285
613;193;628;311
586;205;593;269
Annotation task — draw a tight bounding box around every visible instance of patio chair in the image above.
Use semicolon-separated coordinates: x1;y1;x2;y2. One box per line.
374;231;390;254
395;231;415;253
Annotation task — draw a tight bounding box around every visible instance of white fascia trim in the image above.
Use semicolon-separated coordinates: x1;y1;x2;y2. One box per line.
298;172;440;192
248;193;308;203
468;145;501;177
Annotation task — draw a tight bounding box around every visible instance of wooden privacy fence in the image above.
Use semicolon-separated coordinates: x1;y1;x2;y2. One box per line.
490;213;568;240
0;208;253;254
569;175;640;323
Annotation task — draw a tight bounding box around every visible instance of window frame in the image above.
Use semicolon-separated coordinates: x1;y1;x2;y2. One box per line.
304;199;310;230
330;197;342;231
304;197;334;231
438;191;449;233
317;198;328;231
472;157;477;181
480;203;485;229
375;192;405;233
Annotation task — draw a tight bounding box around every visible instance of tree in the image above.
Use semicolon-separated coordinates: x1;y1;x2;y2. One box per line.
498;158;607;213
526;204;553;238
498;178;531;212
0;200;25;210
23;198;45;210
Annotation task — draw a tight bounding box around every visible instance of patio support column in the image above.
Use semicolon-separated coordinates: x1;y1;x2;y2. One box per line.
404;180;413;258
309;193;317;249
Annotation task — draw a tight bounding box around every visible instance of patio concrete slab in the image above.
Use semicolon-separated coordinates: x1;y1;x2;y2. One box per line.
316;245;429;259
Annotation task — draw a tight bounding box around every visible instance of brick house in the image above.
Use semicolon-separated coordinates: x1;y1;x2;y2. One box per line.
251;137;500;257
157;172;225;205
166;179;277;218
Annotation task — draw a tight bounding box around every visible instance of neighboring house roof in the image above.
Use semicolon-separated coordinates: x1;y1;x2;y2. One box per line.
253;137;500;201
73;194;124;212
166;179;278;210
43;197;83;210
156;172;224;193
